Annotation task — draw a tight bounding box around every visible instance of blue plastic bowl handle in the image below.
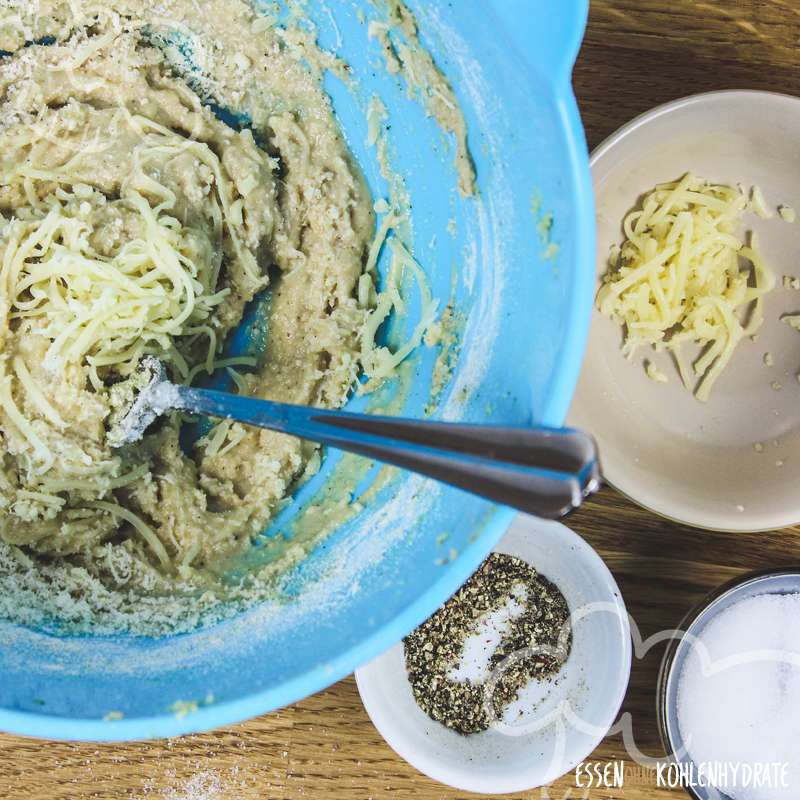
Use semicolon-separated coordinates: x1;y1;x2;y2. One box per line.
490;0;590;83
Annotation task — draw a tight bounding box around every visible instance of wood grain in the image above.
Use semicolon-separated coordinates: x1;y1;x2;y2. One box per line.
2;2;800;798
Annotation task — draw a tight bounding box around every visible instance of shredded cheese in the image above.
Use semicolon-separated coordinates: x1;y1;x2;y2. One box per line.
15;490;65;507
185;355;258;386
782;314;800;331
225;366;250;395
0;109;269;472
598;173;775;402
0;375;54;474
360;236;439;393
88;500;170;567
4;189;228;382
12;356;65;429
645;360;668;383
750;185;774;219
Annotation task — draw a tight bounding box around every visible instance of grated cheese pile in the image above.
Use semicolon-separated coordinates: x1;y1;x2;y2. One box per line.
4;168;230;394
0;101;270;485
597;173;775;402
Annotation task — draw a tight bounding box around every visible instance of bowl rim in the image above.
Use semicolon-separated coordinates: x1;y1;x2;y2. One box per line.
354;517;632;795
579;88;800;534
592;89;800;168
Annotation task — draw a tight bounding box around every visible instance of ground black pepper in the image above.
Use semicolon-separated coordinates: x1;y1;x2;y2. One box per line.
403;552;572;735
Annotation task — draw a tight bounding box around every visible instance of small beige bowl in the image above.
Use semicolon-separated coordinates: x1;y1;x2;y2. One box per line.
569;90;800;532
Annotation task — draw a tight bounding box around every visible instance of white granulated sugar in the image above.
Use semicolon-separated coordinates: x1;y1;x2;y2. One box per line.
676;593;800;800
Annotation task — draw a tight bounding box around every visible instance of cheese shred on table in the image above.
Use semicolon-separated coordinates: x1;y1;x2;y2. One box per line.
597;173;775;402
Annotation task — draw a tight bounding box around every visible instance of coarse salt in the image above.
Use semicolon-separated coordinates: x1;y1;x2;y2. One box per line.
676;593;800;800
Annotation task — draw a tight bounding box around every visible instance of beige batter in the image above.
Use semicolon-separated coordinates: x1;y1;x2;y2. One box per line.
0;0;375;594
0;0;476;634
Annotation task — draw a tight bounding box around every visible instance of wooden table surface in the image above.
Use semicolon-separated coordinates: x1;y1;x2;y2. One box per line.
4;2;800;798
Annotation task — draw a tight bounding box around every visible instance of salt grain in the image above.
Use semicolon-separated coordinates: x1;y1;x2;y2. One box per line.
163;771;223;800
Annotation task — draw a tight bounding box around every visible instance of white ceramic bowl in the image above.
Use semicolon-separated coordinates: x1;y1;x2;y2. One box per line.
569;90;800;532
355;516;631;795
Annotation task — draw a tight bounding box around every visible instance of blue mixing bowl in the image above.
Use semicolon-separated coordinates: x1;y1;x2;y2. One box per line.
0;0;594;740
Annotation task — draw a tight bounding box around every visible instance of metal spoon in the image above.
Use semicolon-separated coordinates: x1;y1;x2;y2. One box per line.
108;357;601;519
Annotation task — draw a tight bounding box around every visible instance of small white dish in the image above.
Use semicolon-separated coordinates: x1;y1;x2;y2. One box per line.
569;90;800;532
355;516;631;795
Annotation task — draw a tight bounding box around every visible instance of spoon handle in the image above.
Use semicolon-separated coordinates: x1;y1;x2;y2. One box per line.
175;385;601;519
